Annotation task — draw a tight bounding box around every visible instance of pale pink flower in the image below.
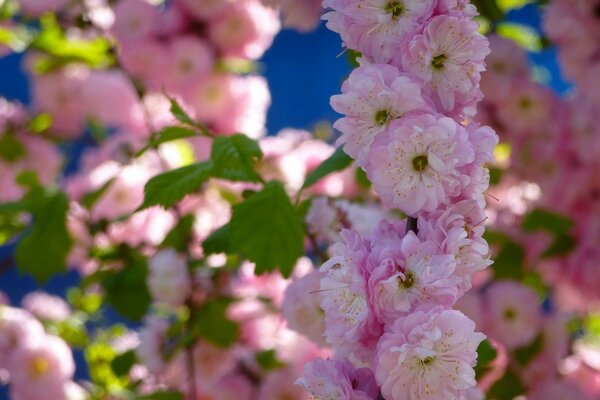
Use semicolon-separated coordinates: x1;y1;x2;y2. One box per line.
30;66;88;138
17;0;67;16
163;36;215;93
367;114;475;216
482;280;542;349
22;292;71;322
529;380;591;400
119;40;170;91
298;358;379;400
402;15;490;117
147;249;191;307
420;199;492;293
495;79;557;135
278;0;323;32
320;229;382;366
111;0;159;43
0;307;45;369
136;317;168;375
174;0;234;21
480;35;530;103
434;0;478;17
282;269;327;347
375;307;485;400
211;75;270;138
260;369;311;400
208;0;280;60
323;0;436;63
331;62;431;166
8;335;75;400
192;341;239;388
368;230;460;324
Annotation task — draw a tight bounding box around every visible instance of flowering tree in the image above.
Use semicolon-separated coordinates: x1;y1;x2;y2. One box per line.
0;0;600;400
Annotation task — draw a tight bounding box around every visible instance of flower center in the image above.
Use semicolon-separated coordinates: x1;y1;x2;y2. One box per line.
412;155;428;172
503;307;517;321
431;54;447;70
398;270;415;289
385;1;405;19
29;357;49;378
518;97;532;110
374;109;391;126
420;356;435;366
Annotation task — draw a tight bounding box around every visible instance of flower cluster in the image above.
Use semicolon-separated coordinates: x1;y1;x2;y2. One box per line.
0;302;81;400
301;1;497;399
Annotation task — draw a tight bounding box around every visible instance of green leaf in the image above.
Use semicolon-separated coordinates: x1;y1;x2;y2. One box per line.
211;134;263;182
497;0;535;10
28;113;53;133
0;214;25;245
355;167;371;188
134;391;183;400
168;97;197;128
153;127;197;146
302;147;353;190
202;223;231;255
522;208;573;234
81;178;115;210
497;22;543;52
514;333;544;366
162;214;195;252
230;181;303;277
492;240;525;280
256;349;286;371
31;15;113;70
15;191;72;283
489;370;525;400
541;233;577;258
475;339;497;379
472;0;505;23
192;298;239;348
111;350;136;377
102;260;151;322
0;133;26;163
137;127;199;157
15;170;41;190
140;162;213;210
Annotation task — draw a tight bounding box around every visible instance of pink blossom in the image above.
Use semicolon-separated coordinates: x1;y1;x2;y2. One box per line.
8;335;75;400
282;269;327;347
331;62;431;166
323;0;436;63
375;307;485;400
208;0;280;60
22;292;71;322
320;229;382;365
367;114;475;216
277;0;323;32
174;0;234;21
298;358;379;400
111;0;159;43
147;249;191;307
482;280;542;349
402;15;489;117
212;75;271;138
136;317;168;375
0;307;45;369
16;0;67;16
529;380;592;400
434;0;478;18
420;199;492;293
163;36;215;93
260;369;311;400
118;40;170;91
368;230;460;324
